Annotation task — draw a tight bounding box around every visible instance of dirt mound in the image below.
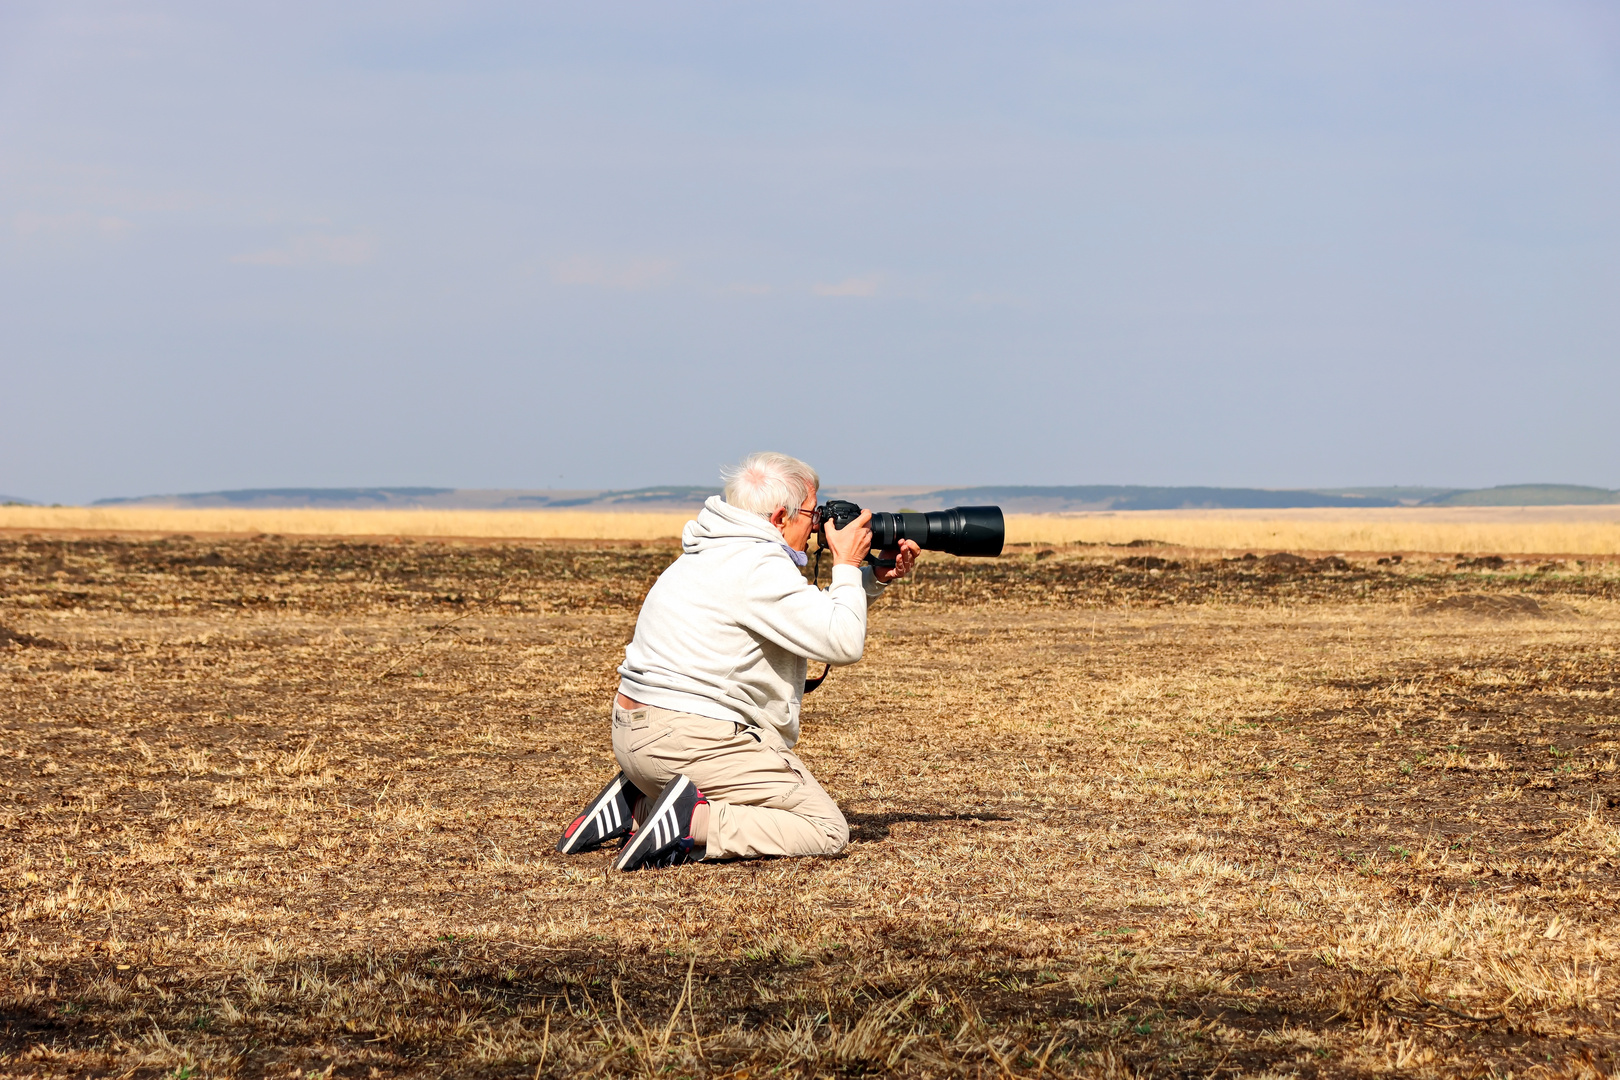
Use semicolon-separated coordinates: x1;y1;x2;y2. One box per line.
1121;555;1182;570
1414;593;1571;619
1241;552;1351;572
0;624;64;649
1456;555;1508;570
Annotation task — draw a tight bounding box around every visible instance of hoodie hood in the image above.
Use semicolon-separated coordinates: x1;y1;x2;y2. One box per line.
683;495;790;555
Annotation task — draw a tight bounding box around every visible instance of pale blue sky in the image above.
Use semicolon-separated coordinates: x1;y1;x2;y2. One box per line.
2;2;1617;503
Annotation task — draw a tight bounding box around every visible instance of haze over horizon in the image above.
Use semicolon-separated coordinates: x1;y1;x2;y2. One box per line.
3;2;1617;505
7;480;1615;514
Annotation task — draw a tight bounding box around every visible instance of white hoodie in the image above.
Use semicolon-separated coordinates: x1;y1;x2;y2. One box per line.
616;495;885;748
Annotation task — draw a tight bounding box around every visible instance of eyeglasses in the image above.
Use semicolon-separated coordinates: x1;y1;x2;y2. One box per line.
790;505;821;528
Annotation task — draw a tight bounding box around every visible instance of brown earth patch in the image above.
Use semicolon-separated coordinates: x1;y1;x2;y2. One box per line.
0;625;64;650
1414;593;1576;619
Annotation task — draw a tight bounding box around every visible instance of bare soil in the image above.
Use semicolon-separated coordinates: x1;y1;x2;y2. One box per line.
3;535;1618;1077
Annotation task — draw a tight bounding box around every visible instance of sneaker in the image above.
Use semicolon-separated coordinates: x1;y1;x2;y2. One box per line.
556;772;641;854
614;774;706;872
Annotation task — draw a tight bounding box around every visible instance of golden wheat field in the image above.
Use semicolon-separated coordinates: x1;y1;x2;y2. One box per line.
0;508;694;544
1006;507;1620;557
3;531;1620;1077
4;504;1620;555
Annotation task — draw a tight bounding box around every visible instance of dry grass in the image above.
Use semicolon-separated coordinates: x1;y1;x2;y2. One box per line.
3;535;1619;1077
0;507;692;542
7;503;1620;554
1008;506;1620;555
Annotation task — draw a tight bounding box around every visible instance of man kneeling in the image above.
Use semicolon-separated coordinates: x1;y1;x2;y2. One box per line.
556;451;917;870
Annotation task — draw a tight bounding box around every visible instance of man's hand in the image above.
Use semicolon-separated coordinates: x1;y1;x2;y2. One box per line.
824;508;873;567
873;539;921;584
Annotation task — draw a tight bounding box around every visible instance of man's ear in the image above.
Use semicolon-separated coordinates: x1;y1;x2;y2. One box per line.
768;506;788;528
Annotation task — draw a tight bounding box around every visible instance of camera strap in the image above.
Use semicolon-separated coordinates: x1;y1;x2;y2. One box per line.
803;546;830;695
800;544;891;694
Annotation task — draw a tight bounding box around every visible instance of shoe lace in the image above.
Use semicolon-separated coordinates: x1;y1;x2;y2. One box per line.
646;836;696;868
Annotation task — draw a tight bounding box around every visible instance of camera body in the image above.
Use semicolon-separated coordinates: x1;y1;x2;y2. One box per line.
815;499;1005;558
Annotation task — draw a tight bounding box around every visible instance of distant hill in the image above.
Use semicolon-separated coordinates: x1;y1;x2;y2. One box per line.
86;484;1404;513
1306;487;1456;506
92;486;723;511
82;482;1619;513
1;495;35;506
499;486;724;509
918;486;1401;512
94;487;458;508
1419;485;1619;507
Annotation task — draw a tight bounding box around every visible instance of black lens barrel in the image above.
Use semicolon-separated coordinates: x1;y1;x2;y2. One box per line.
868;505;1004;557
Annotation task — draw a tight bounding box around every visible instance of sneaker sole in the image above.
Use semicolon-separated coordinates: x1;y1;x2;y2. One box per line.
613;774;693;872
557;773;634;854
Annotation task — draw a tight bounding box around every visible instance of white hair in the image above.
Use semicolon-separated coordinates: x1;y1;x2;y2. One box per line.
721;451;820;520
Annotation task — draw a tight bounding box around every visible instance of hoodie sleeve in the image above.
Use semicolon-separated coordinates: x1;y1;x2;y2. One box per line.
740;557;869;665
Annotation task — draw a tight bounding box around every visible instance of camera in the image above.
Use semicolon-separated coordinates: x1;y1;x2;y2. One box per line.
815;499;1005;559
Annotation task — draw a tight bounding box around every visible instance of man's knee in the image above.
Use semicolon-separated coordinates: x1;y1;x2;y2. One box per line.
816;806;850;855
829;818;850;854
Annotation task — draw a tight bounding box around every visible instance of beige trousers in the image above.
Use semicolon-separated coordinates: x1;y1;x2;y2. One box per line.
611;703;849;861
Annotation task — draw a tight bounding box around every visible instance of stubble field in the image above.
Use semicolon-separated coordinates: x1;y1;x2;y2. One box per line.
3;532;1619;1078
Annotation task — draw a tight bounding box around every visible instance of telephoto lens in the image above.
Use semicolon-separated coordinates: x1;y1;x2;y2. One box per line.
868;506;1005;557
817;500;1004;558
